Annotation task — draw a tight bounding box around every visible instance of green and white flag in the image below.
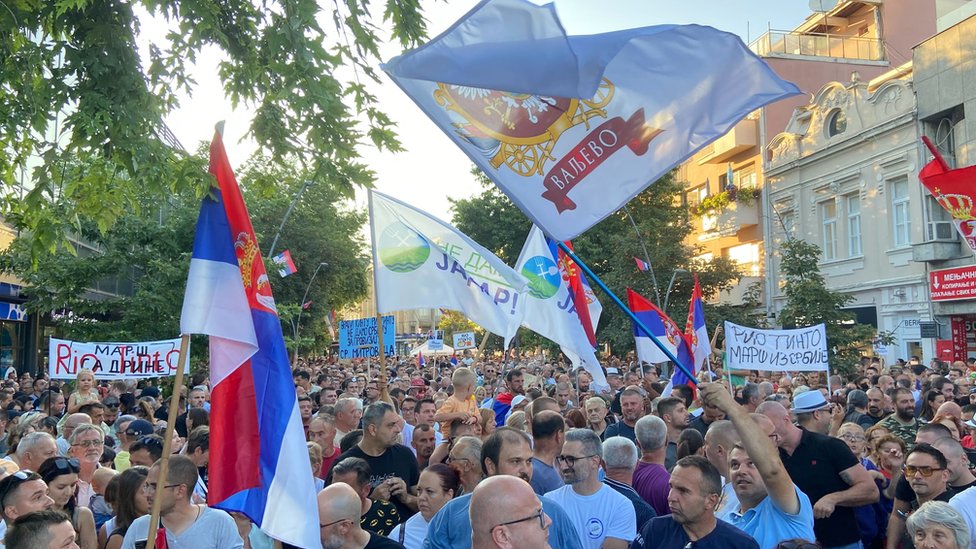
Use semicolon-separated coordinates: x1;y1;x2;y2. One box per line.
369;190;527;346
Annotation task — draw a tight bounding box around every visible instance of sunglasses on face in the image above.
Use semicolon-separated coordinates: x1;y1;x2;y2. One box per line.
903;465;945;477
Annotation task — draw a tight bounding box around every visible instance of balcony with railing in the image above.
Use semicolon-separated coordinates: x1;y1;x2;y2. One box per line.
749;30;885;63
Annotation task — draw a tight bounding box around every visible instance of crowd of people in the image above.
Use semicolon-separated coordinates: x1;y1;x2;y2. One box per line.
0;352;973;549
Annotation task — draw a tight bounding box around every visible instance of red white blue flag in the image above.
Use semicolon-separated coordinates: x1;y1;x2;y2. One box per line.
634;257;651;272
272;250;298;278
180;128;318;548
383;0;800;241
626;288;696;388
684;274;711;373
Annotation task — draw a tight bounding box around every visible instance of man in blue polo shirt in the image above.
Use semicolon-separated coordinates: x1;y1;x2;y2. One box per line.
700;383;815;549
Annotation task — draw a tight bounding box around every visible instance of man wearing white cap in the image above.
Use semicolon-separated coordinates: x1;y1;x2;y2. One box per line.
792;390;837;436
758;395;878;549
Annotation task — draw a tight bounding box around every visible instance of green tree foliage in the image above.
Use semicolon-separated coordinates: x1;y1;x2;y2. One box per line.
778;238;875;376
451;168;742;356
0;158;368;359
1;0;426;258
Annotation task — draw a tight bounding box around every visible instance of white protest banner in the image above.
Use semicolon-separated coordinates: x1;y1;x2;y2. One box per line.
453;331;476;350
724;322;828;372
49;337;190;380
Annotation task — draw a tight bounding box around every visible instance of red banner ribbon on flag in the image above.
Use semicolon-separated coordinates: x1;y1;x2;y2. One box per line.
541;108;662;213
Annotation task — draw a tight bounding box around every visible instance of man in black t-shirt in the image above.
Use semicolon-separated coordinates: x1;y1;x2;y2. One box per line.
326;401;420;522
759;396;879;549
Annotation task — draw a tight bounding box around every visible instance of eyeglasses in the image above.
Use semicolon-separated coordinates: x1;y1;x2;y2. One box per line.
142;482;183;493
555;454;597;467
776;541;821;549
491;508;546;532
320;518;350;529
837;434;865;442
903;465;945;477
71;439;103;448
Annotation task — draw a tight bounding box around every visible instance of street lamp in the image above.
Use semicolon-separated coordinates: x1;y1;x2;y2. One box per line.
293;262;328;365
662;268;690;313
266;179;314;259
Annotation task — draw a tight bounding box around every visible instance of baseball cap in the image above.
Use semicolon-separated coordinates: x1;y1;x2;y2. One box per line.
792;391;831;413
140;387;161;398
511;395;528;408
124;419;155;437
606;368;621;376
410;378;427;388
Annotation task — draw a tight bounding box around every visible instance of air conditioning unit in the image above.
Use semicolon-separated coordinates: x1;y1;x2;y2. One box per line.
927;221;956;241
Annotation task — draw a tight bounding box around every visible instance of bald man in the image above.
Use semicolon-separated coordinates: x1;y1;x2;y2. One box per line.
470;476;551;549
317;483;403;549
758;400;877;549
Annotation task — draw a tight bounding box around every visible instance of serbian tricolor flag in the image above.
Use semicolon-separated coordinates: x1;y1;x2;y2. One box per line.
919;138;976;255
272;250;298;277
684;274;711;374
180;127;318;548
418;351;426;367
450;352;459;366
634;257;651;272
626;288;696;388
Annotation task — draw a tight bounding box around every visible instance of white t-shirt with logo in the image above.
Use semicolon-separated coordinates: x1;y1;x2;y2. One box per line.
544;484;636;549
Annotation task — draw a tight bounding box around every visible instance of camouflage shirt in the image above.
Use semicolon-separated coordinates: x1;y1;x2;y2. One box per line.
877;414;920;450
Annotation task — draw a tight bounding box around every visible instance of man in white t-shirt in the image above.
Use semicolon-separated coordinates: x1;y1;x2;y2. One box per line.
949;486;976;549
121;455;243;548
545;429;635;549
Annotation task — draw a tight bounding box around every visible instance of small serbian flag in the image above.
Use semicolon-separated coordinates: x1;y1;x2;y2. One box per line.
418;351;426;367
450;352;459;366
634;257;651;272
272;250;298;278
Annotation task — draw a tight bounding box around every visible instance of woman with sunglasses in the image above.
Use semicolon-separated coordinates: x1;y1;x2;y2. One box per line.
387;464;460;548
102;466;149;549
39;456;97;549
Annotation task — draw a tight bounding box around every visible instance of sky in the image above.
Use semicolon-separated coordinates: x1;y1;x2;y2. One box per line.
146;0;813;224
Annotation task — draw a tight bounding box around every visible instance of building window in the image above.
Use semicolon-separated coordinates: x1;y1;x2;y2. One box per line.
739;167;758;189
891;178;911;247
826;109;847;137
821;200;837;260
847;194;862;256
781;212;796;239
725;243;761;277
686;184;708;208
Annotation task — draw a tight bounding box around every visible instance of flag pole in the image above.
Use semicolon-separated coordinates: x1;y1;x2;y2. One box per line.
367;190;393;403
555;242;698;386
145;333;191;549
